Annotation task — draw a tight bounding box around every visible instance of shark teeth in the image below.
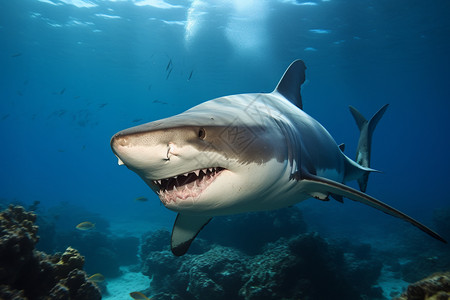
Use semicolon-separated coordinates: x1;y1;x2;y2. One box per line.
151;167;225;204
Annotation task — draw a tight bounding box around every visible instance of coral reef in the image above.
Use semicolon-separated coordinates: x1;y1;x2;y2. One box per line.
241;233;382;300
0;205;101;299
141;231;382;300
393;272;450;300
143;246;248;300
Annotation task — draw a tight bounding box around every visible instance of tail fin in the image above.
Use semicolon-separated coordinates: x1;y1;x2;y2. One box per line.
349;104;389;192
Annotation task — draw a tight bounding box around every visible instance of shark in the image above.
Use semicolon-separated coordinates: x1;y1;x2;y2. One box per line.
111;60;446;256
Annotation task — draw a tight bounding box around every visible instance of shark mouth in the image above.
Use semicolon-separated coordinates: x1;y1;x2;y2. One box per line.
150;167;225;204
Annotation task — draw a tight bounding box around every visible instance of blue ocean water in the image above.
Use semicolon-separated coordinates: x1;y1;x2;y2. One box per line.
1;0;450;295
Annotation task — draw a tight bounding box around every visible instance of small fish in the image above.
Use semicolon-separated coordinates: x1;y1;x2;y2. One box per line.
99;103;108;108
60;88;66;95
88;273;105;283
165;59;172;71
129;292;151;300
152;99;168;105
147;84;152;91
132;118;143;123
135;196;148;202
188;70;194;81
11;52;22;58
166;67;173;80
76;221;95;230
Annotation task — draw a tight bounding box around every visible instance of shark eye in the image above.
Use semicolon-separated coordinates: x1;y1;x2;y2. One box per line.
198;128;206;139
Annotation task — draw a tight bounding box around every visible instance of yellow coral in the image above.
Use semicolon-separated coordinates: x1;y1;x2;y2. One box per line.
395;272;450;300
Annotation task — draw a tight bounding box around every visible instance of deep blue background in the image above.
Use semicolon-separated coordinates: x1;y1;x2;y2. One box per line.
1;0;449;241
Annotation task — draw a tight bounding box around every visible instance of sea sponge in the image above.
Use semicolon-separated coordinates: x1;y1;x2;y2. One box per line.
394;272;450;300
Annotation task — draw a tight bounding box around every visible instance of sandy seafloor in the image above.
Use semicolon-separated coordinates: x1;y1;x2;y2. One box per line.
102;266;151;300
378;267;409;299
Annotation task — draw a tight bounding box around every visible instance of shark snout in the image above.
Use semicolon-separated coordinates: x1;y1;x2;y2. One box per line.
110;133;133;157
111;134;128;148
110;131;186;176
110;134;130;165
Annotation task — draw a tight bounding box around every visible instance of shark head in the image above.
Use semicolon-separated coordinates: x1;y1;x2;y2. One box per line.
110;95;291;216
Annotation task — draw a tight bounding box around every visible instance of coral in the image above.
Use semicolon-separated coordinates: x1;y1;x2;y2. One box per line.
0;205;38;286
142;250;186;294
394;272;450;300
143;246;248;300
54;246;85;276
141;232;383;300
241;233;382;300
239;238;299;300
180;246;248;299
0;205;101;299
50;269;101;300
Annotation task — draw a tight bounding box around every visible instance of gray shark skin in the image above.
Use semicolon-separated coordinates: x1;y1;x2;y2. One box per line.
111;60;446;256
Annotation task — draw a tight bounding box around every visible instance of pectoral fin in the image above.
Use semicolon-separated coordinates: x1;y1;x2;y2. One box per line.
302;173;447;243
171;213;212;256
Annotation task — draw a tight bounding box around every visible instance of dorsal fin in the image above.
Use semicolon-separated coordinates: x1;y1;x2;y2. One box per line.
274;60;306;110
